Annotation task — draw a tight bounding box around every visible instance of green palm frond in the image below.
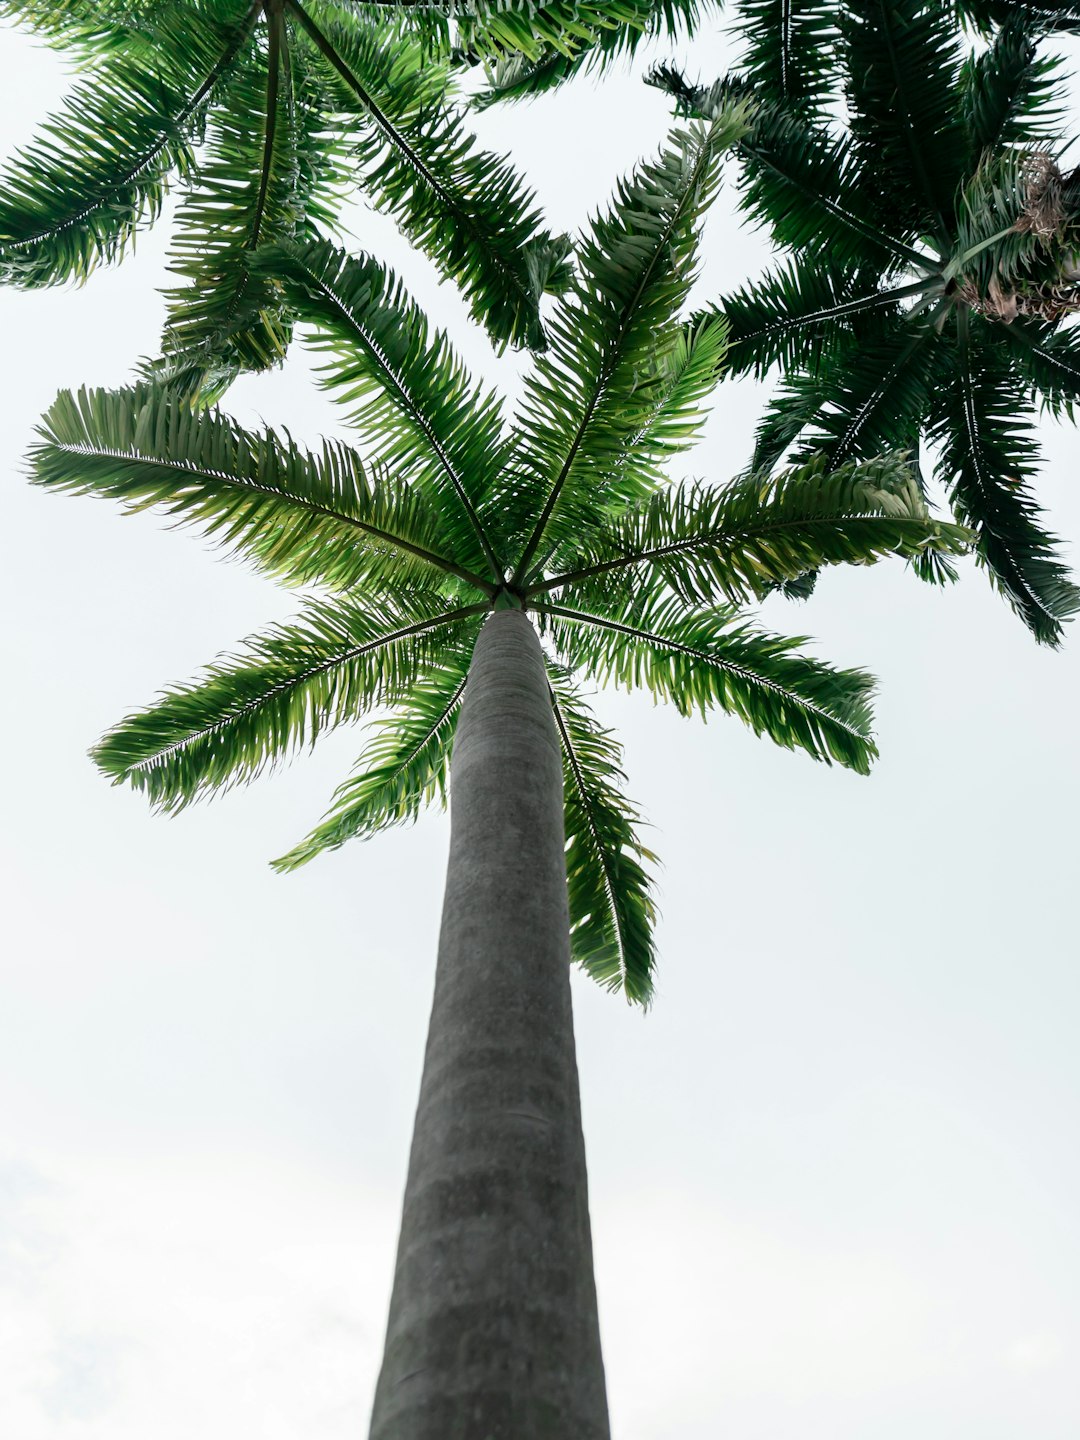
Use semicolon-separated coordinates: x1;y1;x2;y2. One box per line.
930;316;1079;644
717;261;925;380
959;15;1064;158
1004;321;1080;418
290;0;571;350
509;104;751;585
956;0;1080;34
162;29;344;389
548;669;658;1004
534;453;968;608
540;591;879;772
734;0;843;123
0;1;256;287
649;66;927;272
754;323;946;471
470;0;711;108
272;638;475;870
264;238;508;579
30;383;490;594
92;593;486;810
840;0;967;246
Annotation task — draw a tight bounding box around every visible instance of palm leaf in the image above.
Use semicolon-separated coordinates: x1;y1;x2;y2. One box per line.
30;383;491;594
956;0;1080;34
754;321;946;471
290;0;571;350
92;593;487;810
160;20;345;389
264;237;508;580
0;0;256;287
540;590;879;773
840;0;967;246
1003;321;1080;418
534;453;968;608
648;66;928;272
509;104;751;585
959;14;1064;159
716;260;925;380
272;637;475;869
929;314;1079;644
548;668;658;1005
733;0;843;123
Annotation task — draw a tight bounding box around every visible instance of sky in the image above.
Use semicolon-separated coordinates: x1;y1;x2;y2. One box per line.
1;11;1079;1440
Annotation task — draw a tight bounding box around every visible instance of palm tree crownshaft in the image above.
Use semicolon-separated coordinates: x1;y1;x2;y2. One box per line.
370;610;609;1439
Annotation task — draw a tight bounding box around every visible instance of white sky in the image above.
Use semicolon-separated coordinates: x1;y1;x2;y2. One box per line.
1;12;1078;1439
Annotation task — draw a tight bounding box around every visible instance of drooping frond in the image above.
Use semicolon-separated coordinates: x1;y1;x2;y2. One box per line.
753;321;946;471
1003;321;1080;418
734;0;843;123
92;593;487;810
959;15;1064;158
0;0;256;287
160;21;344;390
717;261;925;379
929;315;1079;644
548;668;658;1005
30;384;490;594
840;0;967;246
540;591;879;773
290;0;571;350
272;637;475;869
534;453;968;608
510;105;751;584
264;238;508;579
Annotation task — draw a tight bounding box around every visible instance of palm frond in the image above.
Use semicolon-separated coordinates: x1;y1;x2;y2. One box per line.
930;314;1079;644
717;261;925;380
754;322;946;471
734;0;843;123
840;0;966;246
510;105;751;584
548;668;658;1005
160;21;345;389
30;383;491;594
290;0;571;350
470;0;711;108
534;453;968;607
540;591;878;773
92;594;487;811
648;66;929;272
263;237;508;579
273;638;474;869
0;1;256;287
1004;321;1080;418
959;15;1065;158
956;0;1080;35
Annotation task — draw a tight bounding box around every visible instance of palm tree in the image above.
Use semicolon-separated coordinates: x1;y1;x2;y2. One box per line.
651;0;1080;645
28;108;964;1434
0;0;712;384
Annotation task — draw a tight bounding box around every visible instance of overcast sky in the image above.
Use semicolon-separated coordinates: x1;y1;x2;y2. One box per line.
2;12;1079;1440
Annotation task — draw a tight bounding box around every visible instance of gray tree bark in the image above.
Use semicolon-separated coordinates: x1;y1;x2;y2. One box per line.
369;609;610;1440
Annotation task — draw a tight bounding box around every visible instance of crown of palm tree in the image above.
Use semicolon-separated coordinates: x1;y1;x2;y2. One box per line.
651;0;1080;646
0;0;714;384
29;106;966;1004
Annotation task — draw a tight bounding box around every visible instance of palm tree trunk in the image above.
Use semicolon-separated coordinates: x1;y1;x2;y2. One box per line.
369;609;610;1440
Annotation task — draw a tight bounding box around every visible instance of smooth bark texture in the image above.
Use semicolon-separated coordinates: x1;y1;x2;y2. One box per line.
369;610;610;1440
